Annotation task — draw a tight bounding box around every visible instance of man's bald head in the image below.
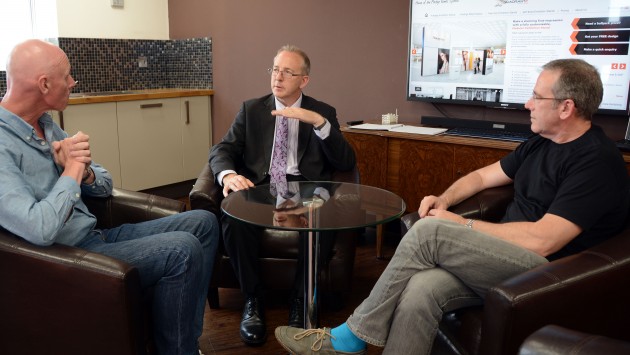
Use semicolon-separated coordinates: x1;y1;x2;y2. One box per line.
6;39;68;90
2;39;76;116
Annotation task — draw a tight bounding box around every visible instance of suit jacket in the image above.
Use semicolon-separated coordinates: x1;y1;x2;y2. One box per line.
209;94;356;184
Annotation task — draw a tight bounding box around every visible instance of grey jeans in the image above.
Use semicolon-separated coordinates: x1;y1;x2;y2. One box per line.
346;218;548;355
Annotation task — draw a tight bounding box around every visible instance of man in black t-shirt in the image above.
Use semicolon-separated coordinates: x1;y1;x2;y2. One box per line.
275;59;629;355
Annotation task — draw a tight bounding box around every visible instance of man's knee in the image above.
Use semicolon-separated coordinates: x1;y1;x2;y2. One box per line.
406;218;460;243
402;218;442;244
412;218;444;232
138;232;202;272
170;232;204;262
151;233;205;283
172;231;203;248
186;209;218;231
223;219;260;247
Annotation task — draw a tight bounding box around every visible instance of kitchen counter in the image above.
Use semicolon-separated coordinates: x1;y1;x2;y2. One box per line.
57;89;213;191
68;88;214;104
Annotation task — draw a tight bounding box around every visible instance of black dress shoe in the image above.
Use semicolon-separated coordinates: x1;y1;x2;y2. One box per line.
288;297;304;328
240;296;267;345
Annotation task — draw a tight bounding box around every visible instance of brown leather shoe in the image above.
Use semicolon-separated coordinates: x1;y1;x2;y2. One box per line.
275;326;366;355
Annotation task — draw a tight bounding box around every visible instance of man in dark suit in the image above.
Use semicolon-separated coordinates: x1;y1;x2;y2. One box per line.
209;45;356;345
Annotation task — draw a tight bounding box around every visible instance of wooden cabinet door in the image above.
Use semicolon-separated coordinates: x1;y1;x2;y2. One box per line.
396;139;454;212
341;128;519;213
117;98;182;190
343;132;388;188
453;145;510;180
54;103;122;188
181;96;212;180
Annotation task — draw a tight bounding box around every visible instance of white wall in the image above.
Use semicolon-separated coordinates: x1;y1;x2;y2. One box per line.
56;0;169;39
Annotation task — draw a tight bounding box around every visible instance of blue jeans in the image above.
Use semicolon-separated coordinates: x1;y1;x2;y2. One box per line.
346;218;548;354
77;210;219;355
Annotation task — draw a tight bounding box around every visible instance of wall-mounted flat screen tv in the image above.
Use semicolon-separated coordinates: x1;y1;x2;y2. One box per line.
407;0;630;115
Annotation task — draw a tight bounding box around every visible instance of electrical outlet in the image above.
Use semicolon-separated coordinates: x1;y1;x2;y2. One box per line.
111;0;124;8
138;57;148;68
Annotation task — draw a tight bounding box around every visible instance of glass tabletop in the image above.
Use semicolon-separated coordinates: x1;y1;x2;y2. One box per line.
221;181;407;231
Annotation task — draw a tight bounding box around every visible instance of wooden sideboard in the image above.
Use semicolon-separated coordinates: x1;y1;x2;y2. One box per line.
342;126;630;214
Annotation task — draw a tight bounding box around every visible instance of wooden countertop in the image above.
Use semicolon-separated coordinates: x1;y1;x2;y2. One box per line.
341;125;520;150
68;88;214;105
341;125;630;163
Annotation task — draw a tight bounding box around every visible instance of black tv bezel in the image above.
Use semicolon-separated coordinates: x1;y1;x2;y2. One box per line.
407;93;525;111
407;94;630;116
405;0;630;117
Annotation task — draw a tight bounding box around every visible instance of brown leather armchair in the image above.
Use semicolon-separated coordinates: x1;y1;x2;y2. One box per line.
0;188;186;355
519;325;630;355
189;163;360;308
400;185;630;355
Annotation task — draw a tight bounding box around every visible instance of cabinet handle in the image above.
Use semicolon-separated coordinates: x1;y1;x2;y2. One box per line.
140;103;163;109
185;100;190;125
59;111;65;130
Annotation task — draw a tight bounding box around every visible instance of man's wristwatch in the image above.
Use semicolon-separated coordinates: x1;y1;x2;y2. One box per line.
82;166;94;183
314;120;327;130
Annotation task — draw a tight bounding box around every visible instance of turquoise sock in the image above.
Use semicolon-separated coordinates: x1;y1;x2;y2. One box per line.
330;323;366;352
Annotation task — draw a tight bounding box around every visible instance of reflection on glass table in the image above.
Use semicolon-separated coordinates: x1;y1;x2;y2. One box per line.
221;181;406;328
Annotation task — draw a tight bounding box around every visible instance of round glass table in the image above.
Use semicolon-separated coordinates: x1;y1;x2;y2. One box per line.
221;181;406;328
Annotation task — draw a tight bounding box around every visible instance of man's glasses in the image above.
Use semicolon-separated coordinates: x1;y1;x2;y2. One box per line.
267;68;304;78
530;91;569;101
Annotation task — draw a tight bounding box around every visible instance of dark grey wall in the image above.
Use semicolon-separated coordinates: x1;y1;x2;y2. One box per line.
167;0;627;144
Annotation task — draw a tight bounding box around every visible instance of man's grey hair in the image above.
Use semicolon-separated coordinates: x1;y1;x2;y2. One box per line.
542;59;603;120
276;45;310;75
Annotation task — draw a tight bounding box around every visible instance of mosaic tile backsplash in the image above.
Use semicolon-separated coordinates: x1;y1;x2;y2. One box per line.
0;72;5;95
0;37;212;96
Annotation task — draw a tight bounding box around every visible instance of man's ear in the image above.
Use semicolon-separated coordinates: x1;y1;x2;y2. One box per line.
299;75;310;89
37;75;49;94
558;99;576;120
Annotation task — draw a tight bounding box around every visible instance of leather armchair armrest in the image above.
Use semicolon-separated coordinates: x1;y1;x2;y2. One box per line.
84;188;186;229
448;185;513;221
400;185;514;234
480;232;630;355
0;230;145;355
189;164;224;216
0;187;183;354
519;325;630;355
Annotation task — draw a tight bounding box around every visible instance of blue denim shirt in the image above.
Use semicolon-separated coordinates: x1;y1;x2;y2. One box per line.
0;106;113;246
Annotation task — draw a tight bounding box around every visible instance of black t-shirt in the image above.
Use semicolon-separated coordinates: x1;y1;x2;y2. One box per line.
500;125;629;260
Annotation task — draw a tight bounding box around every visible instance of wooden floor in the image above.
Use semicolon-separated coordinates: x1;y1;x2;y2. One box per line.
198;227;401;355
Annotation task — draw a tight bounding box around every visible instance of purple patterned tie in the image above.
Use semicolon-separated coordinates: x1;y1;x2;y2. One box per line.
270;116;288;195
